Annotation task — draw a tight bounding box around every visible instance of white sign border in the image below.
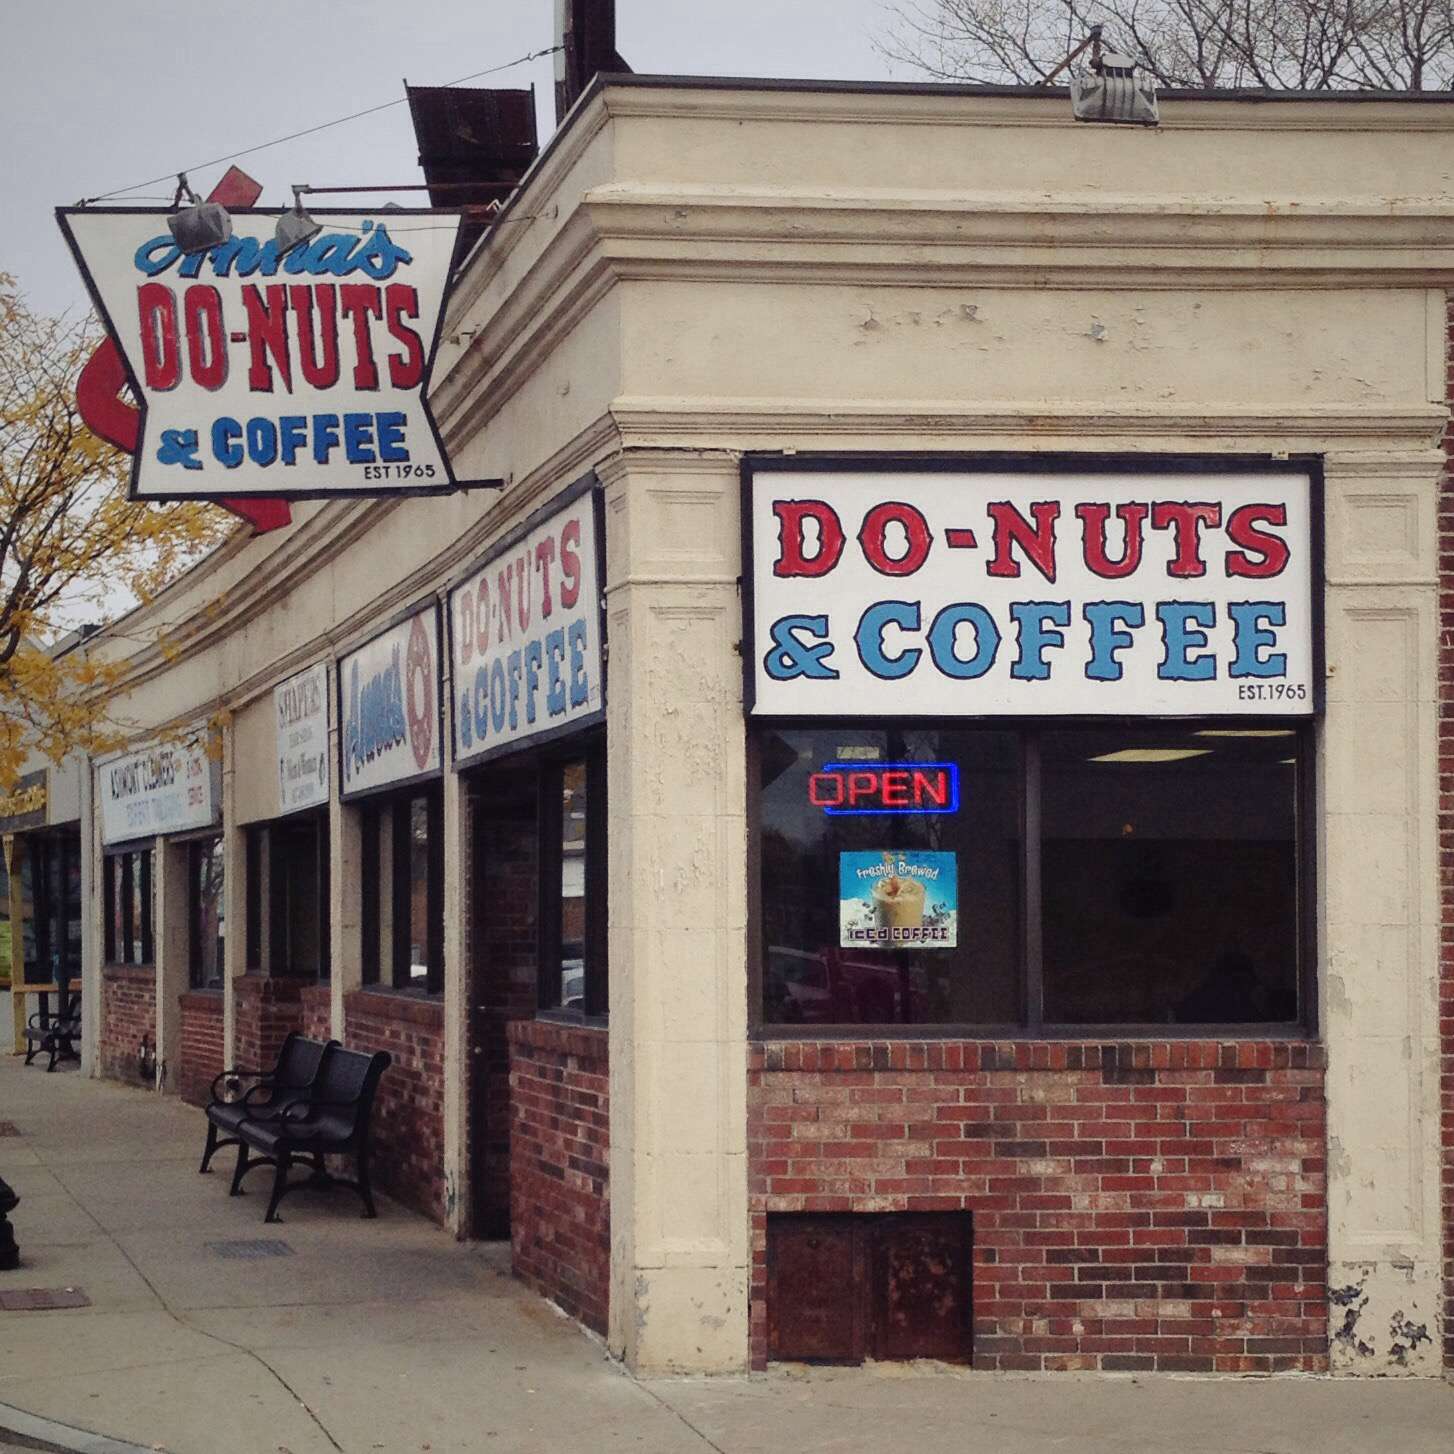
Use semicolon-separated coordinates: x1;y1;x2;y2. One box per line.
336;600;444;803
55;205;503;502
446;471;608;770
742;453;1324;720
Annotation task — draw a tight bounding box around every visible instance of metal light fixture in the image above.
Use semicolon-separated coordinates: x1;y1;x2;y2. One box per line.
276;184;322;255
1048;25;1160;127
167;172;233;254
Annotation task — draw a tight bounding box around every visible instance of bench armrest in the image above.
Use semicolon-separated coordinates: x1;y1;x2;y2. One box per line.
208;1067;272;1102
279;1096;360;1123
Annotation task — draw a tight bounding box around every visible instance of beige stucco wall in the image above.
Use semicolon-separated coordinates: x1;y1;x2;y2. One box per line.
74;81;1454;1375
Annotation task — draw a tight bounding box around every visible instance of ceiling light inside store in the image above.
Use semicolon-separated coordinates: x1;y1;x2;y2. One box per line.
1194;729;1295;739
1087;749;1213;764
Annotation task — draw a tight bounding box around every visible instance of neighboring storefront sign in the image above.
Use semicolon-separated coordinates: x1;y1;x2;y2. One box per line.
57;207;482;501
275;662;330;813
0;769;48;833
339;606;441;799
748;464;1316;718
100;740;218;845
449;477;605;766
839;850;958;949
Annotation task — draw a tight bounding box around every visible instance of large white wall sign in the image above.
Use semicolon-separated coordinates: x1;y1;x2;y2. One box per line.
748;467;1316;718
275;662;330;813
449;481;604;765
58;208;463;500
100;740;218;845
339;607;441;799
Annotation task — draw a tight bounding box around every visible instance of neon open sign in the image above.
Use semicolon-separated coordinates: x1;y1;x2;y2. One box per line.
807;762;960;816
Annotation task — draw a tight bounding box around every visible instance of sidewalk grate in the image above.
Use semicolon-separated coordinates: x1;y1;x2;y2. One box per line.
0;1122;20;1136
0;1288;91;1311
204;1238;294;1260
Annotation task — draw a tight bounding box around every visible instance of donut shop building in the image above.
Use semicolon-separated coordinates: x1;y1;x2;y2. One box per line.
71;77;1454;1378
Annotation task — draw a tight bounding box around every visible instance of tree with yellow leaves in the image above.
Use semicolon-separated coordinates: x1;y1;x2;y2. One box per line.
0;272;230;790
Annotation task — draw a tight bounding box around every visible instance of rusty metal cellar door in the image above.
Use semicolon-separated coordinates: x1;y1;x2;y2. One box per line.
767;1212;973;1364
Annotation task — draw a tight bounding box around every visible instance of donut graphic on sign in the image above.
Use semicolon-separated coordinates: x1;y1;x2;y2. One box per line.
406;613;435;772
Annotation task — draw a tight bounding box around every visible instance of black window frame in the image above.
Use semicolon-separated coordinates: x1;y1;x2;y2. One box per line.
187;834;226;992
103;845;154;968
535;742;608;1022
748;716;1317;1040
359;784;444;995
20;830;82;987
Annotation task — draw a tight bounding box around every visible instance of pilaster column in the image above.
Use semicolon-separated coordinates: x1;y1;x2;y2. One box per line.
329;659;361;1039
1321;449;1444;1375
154;836;187;1095
442;649;468;1235
604;452;749;1372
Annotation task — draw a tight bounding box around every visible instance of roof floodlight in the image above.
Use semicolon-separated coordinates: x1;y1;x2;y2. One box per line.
1070;48;1160;125
167;173;232;254
276;185;323;255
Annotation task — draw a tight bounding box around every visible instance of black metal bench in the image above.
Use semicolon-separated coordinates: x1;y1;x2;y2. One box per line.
199;1032;335;1174
229;1044;392;1223
23;989;81;1073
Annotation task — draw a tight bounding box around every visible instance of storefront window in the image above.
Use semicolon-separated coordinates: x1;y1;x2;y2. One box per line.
755;724;1308;1033
245;816;331;979
188;836;225;990
538;751;607;1018
361;787;442;994
104;848;154;966
17;832;82;986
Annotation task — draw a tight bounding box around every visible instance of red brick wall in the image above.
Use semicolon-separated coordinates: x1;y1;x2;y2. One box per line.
343;990;446;1224
749;1040;1327;1373
232;976;304;1073
176;991;224;1106
99;965;155;1086
300;983;333;1042
1439;289;1454;1371
508;1018;610;1335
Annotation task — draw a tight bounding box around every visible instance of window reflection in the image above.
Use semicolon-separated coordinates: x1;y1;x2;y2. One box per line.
559;762;587;1010
759;729;1021;1027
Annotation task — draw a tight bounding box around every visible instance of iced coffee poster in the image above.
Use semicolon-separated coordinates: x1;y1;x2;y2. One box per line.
839;851;957;949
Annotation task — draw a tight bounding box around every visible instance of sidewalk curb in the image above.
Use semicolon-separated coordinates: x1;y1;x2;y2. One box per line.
0;1403;159;1454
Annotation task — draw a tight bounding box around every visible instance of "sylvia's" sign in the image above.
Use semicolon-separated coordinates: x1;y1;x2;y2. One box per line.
748;464;1316;718
58;208;466;500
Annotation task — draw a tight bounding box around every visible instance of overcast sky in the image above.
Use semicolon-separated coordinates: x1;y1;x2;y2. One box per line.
5;0;902;318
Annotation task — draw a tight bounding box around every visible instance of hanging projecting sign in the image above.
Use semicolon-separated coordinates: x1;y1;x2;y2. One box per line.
747;463;1316;718
339;606;441;799
100;740;219;845
0;769;48;834
56;207;480;501
449;476;605;766
275;662;330;813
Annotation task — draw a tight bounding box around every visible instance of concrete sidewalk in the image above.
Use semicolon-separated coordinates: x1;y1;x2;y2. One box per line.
0;1020;1450;1454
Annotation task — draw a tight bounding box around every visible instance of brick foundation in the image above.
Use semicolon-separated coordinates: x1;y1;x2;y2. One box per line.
508;1018;610;1336
232;975;304;1073
1439;289;1454;1370
99;965;156;1086
300;983;333;1042
748;1040;1328;1373
176;991;224;1106
343;990;446;1223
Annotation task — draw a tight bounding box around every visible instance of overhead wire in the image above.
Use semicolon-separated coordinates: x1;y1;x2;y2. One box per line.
77;45;561;206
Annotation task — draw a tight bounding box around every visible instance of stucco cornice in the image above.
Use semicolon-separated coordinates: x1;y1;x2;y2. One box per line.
608;396;1448;454
595;78;1454;135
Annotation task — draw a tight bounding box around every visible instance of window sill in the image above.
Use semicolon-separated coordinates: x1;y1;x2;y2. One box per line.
534;1008;608;1032
344;987;444;1028
102;963;155;981
753;1023;1318;1042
